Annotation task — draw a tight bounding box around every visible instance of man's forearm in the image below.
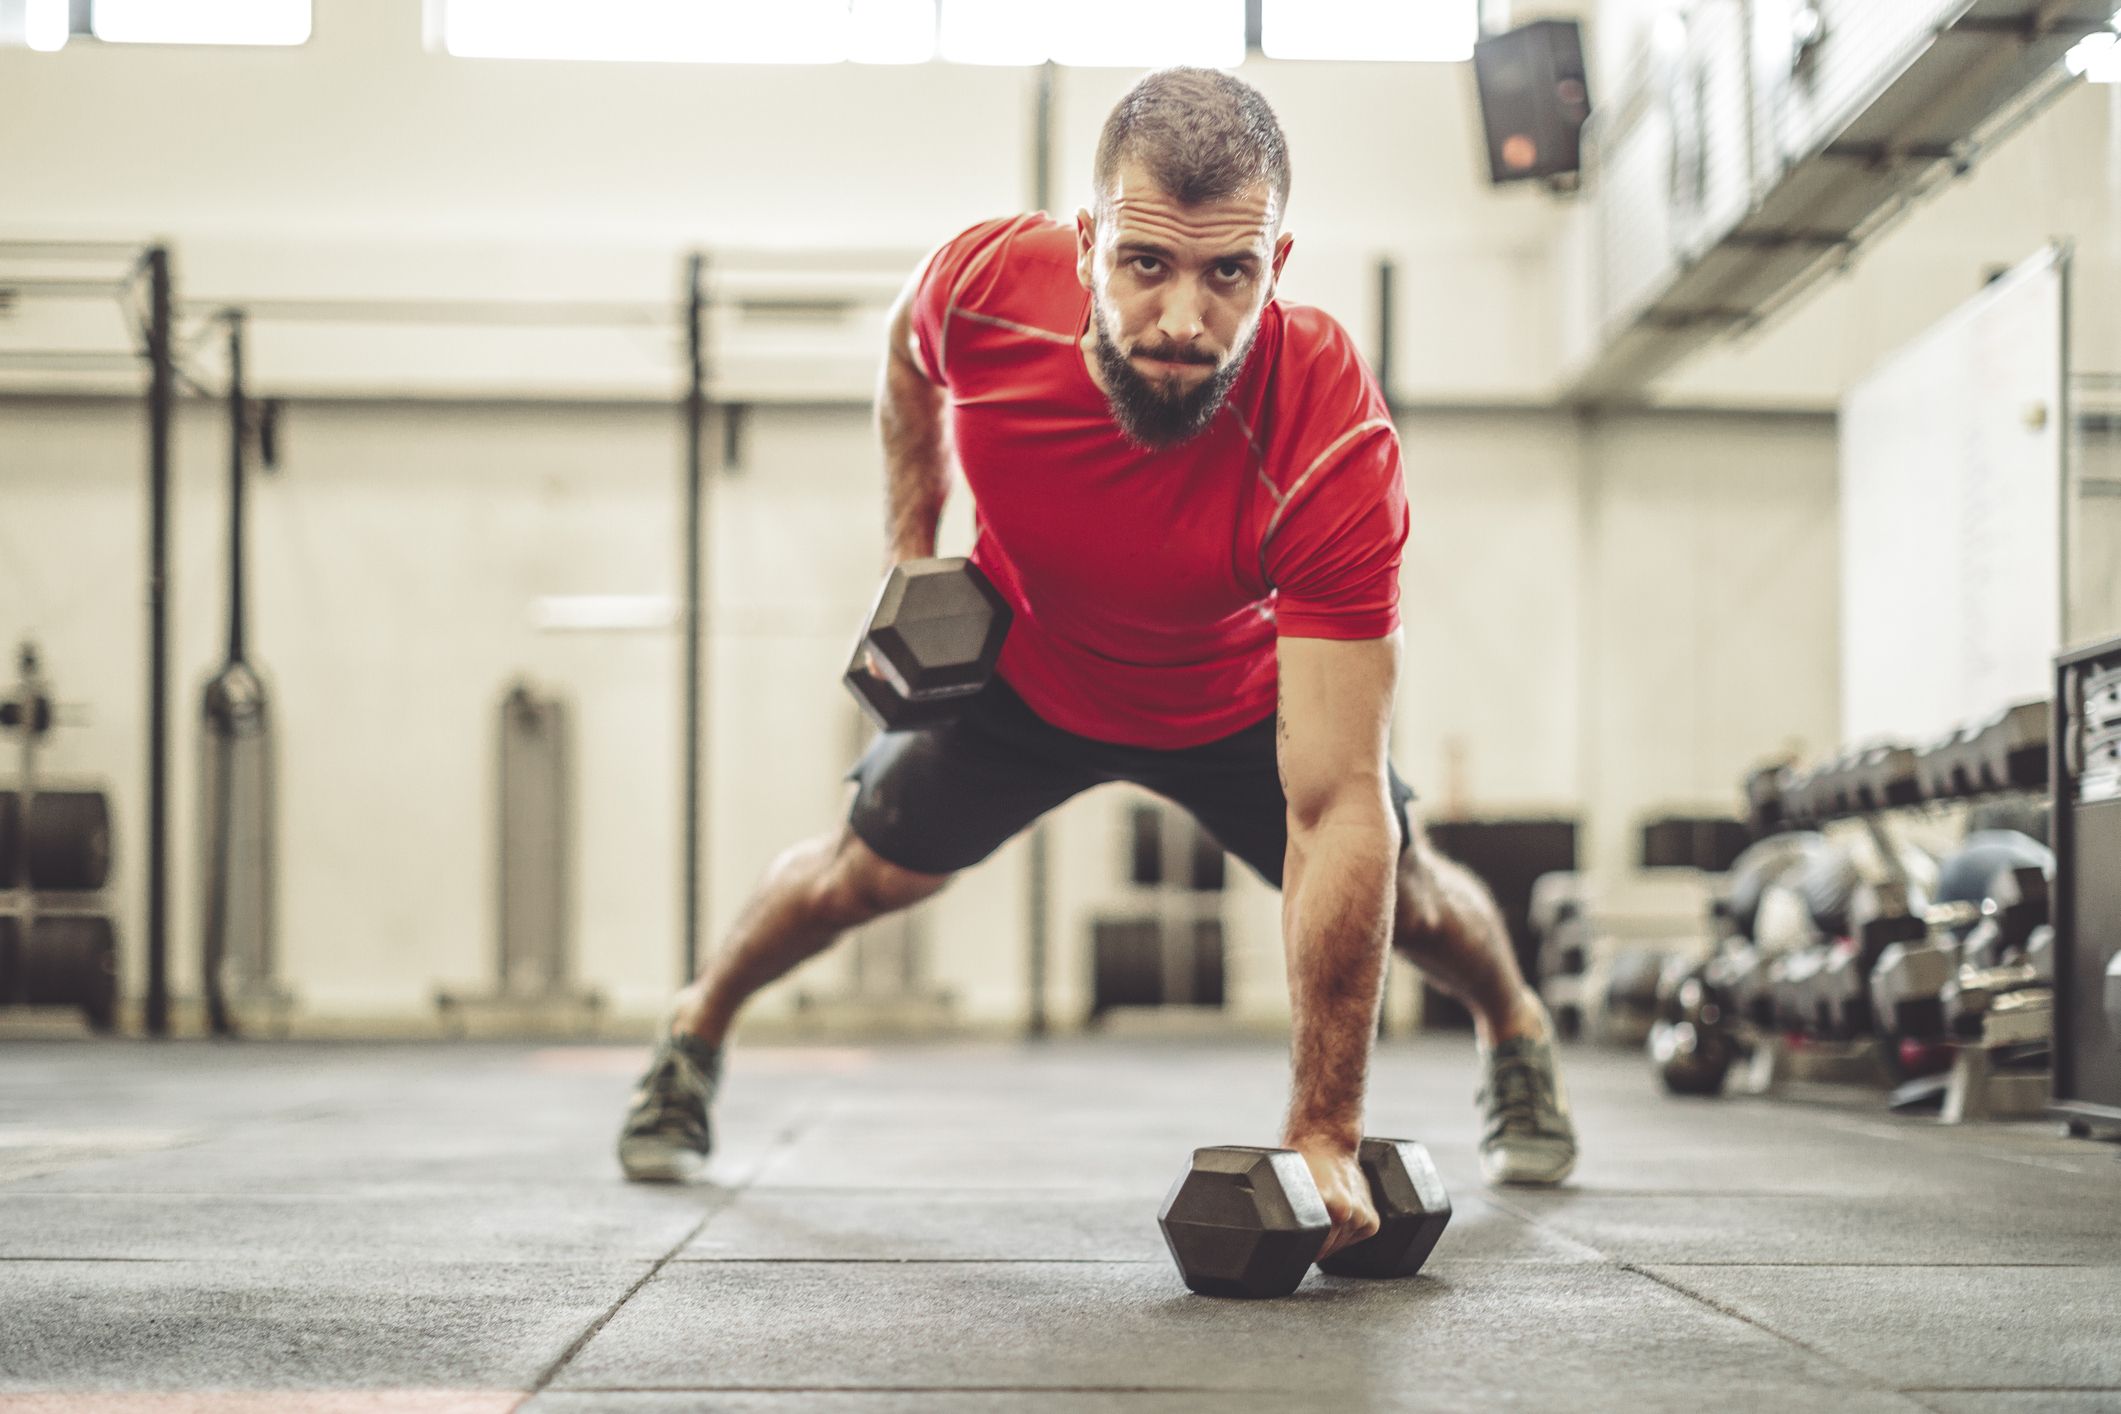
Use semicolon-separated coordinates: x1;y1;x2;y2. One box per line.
1280;808;1397;1146
877;350;952;568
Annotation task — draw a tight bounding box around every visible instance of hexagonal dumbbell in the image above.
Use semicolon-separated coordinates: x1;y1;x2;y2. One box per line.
1651;961;1741;1097
1159;1138;1451;1298
1317;1138;1455;1279
1871;940;1954;1040
842;558;1012;732
2105;953;2121;1047
1961;865;2051;971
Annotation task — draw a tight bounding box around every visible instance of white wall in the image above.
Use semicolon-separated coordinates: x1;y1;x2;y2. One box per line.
0;391;1837;1028
0;0;1568;404
0;0;1879;1030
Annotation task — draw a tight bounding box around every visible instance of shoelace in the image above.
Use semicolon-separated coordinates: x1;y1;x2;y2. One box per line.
1484;1052;1551;1138
633;1053;707;1137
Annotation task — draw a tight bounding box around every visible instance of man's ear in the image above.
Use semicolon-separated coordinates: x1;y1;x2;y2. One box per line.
1268;230;1294;291
1075;208;1097;290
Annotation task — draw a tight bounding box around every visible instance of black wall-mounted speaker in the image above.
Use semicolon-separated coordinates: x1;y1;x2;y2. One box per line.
1472;19;1591;185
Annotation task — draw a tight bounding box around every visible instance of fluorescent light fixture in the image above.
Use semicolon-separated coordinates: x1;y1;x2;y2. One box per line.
1048;0;1243;67
24;0;69;51
442;0;853;63
851;0;935;63
937;0;1048;64
2066;28;2121;82
91;0;312;45
1260;0;1478;62
530;594;677;632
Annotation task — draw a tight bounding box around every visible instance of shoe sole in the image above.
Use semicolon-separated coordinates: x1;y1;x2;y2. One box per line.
1481;1148;1577;1187
618;1140;707;1184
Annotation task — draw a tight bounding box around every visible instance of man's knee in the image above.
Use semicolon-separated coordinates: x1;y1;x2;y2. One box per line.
810;828;952;928
1395;840;1448;946
1394;828;1497;948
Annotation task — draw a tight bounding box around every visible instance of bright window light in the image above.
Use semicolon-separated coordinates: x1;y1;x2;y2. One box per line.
1047;0;1242;67
851;0;935;63
91;0;311;45
442;0;861;63
1261;0;1478;62
937;0;1049;64
24;0;70;51
941;0;1240;66
2066;28;2121;83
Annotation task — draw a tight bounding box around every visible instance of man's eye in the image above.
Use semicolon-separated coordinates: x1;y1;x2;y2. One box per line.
1131;256;1162;274
1216;262;1246;281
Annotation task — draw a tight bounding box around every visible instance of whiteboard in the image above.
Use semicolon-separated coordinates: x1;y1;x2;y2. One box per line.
1839;245;2066;746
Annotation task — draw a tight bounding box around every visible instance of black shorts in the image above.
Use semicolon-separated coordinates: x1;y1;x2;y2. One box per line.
844;674;1416;889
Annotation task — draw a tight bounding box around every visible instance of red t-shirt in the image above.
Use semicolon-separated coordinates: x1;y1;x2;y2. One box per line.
909;213;1408;750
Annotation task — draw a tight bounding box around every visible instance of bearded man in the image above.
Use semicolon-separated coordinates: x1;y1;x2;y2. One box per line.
619;67;1578;1258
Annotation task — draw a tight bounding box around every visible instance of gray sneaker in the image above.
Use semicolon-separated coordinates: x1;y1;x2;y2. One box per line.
617;1028;722;1183
1477;1033;1578;1186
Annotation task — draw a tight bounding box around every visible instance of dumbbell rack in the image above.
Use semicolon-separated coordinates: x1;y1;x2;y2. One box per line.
0;645;53;985
1;642;119;1032
2051;634;2121;1138
1734;702;2060;1120
1087;797;1227;1024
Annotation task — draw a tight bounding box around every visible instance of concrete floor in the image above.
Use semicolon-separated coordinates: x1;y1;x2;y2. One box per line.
0;1034;2117;1413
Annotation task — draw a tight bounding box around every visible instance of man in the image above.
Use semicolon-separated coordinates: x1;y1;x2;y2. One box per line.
619;68;1577;1257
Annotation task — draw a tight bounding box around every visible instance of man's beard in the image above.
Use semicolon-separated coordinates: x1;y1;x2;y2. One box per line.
1091;305;1255;450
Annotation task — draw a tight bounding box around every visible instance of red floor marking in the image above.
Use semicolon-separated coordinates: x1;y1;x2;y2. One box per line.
0;1394;524;1413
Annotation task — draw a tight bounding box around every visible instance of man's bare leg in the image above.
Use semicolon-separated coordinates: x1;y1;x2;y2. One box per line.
1391;822;1576;1187
671;822;952;1046
1390;826;1546;1045
619;812;949;1181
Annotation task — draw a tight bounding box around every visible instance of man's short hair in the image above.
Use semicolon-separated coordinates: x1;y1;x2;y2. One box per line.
1092;68;1291;217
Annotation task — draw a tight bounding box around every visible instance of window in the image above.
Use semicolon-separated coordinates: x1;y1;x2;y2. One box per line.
939;0;1243;67
848;0;934;64
2066;14;2121;83
94;0;310;45
10;0;311;48
1260;0;1478;63
428;0;1478;66
435;0;1247;67
16;0;70;51
438;0;934;64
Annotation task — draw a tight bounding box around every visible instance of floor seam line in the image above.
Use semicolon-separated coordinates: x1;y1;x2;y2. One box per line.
520;1223;712;1403
1902;1387;2121;1394
1621;1262;1896;1394
525;1088;838;1399
1467;1187;1613;1262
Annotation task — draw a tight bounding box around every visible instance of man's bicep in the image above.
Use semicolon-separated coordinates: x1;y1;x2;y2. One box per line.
1275;633;1400;826
890;247;950;384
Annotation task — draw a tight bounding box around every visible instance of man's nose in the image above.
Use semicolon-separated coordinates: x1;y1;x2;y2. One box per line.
1155;280;1208;346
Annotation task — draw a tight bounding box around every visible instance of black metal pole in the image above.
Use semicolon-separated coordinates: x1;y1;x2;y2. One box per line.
681;253;708;985
1024;61;1058;1037
1027;823;1050;1038
145;247;174;1037
1374;255;1399;1039
1032;61;1057;213
1375;256;1397;416
226;312;247;665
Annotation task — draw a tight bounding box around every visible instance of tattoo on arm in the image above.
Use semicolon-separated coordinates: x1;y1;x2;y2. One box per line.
1276;682;1291;795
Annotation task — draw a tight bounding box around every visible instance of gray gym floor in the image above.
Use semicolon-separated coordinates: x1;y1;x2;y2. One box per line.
1;1035;2117;1413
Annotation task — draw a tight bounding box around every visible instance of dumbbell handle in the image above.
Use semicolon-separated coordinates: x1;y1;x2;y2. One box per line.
1955;961;2039;996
